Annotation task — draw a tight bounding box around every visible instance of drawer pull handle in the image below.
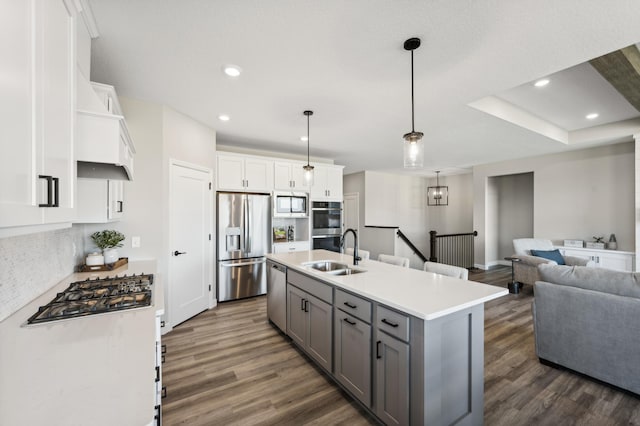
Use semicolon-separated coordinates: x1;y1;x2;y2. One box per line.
381;318;399;328
343;301;357;309
376;340;382;359
161;386;167;399
304;299;309;313
344;317;356;326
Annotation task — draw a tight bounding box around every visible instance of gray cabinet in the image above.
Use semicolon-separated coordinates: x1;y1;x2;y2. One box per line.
374;305;410;426
334;310;372;406
286;275;333;372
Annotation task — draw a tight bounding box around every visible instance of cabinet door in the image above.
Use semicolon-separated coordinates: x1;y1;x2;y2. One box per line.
310;165;328;199
598;253;633;272
306;293;333;372
108;180;124;220
0;0;42;227
290;163;309;190
325;166;343;201
375;332;409;426
217;154;245;190
39;0;76;224
286;285;307;347
244;158;274;191
334;311;371;406
274;162;293;190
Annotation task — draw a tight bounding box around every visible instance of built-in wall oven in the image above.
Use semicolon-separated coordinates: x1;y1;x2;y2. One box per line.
311;201;342;253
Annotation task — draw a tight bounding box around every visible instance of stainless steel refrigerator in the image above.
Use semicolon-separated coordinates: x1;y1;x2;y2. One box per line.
217;192;271;302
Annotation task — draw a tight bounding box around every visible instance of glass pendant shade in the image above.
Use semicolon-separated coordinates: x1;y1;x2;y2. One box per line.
403;131;424;168
303;164;314;186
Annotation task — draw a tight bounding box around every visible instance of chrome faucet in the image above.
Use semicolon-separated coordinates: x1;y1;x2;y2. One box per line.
341;228;360;266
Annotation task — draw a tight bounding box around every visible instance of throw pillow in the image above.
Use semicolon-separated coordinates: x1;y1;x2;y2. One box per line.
530;249;566;265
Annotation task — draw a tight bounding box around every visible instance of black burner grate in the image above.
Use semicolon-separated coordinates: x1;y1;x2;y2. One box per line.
27;274;154;324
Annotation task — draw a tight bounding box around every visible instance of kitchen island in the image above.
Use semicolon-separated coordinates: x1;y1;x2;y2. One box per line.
267;250;507;426
0;260;164;426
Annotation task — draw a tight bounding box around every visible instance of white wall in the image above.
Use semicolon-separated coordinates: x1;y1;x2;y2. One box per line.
426;172;474;235
343;172;397;262
474;142;635;268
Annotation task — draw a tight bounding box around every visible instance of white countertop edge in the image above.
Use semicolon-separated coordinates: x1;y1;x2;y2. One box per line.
268;250;508;321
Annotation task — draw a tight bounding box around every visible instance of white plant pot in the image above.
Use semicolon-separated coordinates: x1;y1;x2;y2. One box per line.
103;248;119;264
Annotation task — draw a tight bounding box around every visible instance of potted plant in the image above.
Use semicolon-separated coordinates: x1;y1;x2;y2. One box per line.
91;230;125;264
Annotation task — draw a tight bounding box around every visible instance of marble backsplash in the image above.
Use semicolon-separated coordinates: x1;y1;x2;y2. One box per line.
0;226;86;322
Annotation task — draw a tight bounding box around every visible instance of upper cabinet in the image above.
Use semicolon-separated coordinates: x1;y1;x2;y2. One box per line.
216;153;344;197
310;164;344;201
274;161;309;191
217;153;273;192
0;0;77;234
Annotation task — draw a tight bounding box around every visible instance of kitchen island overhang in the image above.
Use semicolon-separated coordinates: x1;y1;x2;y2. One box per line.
267;249;508;426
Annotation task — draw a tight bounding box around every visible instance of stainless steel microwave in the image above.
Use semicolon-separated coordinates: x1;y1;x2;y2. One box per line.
273;192;308;217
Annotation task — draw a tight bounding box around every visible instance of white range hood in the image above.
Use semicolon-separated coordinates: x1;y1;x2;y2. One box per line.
76;72;135;180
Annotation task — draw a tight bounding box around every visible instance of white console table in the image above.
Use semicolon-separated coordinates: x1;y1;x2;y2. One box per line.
555;246;635;272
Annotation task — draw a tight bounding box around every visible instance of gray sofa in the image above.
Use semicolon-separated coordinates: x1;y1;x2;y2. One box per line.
512;238;591;286
533;264;640;394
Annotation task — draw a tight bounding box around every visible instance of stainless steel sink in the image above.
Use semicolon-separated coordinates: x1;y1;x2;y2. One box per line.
303;261;349;272
303;260;366;276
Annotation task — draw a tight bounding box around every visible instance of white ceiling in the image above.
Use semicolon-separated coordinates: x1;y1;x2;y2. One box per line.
87;0;640;176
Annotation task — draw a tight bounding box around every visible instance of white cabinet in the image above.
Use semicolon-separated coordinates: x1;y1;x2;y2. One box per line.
556;246;635;272
272;241;310;254
0;0;76;234
76;179;125;223
310;164;344;201
217;153;273;192
274;161;308;190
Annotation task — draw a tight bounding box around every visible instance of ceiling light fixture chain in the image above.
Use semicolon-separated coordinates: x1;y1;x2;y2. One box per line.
403;37;424;168
302;110;315;186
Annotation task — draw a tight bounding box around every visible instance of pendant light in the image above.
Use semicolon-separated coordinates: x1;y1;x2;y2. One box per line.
427;171;448;206
402;37;424;168
302;110;314;186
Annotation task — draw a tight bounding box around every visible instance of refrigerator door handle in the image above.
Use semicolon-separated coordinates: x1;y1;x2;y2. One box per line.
245;196;251;254
242;195;249;254
219;258;265;268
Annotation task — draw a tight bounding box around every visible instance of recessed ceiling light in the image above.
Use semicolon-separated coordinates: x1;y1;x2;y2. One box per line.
222;65;242;77
586;113;599;120
300;136;308;142
218;114;230;122
534;79;550;87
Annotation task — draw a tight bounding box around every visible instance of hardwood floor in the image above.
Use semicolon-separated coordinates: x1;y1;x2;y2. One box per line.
161;267;640;425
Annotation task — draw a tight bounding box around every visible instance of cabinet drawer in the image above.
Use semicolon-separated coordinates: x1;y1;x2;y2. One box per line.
287;269;333;304
336;289;371;323
376;305;409;342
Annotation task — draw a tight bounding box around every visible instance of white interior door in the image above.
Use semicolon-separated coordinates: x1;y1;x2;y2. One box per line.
343;193;359;233
343;193;360;250
169;161;213;327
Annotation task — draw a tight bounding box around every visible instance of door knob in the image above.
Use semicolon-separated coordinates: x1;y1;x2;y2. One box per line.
173;250;187;256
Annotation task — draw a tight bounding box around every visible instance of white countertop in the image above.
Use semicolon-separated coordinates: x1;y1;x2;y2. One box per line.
0;260;162;426
267;250;507;320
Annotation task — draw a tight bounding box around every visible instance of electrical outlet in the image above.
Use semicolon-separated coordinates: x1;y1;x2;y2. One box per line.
131;236;141;248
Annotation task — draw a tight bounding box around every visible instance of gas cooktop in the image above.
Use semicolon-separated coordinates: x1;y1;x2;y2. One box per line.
27;274;153;324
